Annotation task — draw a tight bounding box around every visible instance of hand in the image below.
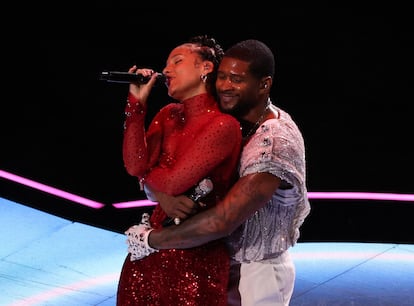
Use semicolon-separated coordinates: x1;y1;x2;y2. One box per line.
128;66;159;105
145;186;197;221
125;213;158;261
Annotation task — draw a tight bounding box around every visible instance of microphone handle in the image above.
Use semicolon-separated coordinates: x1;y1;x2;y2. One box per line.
162;178;213;227
99;71;165;84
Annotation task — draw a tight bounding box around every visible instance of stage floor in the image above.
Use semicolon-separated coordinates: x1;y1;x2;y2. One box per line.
1;197;413;306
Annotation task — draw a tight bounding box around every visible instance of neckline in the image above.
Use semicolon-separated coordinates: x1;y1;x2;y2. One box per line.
242;99;271;139
182;93;217;118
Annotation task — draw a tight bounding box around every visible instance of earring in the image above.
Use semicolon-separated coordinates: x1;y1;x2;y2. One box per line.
201;74;207;83
264;84;268;88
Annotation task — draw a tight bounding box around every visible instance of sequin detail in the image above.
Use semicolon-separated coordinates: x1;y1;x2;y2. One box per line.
119;93;242;305
227;107;310;263
117;244;229;305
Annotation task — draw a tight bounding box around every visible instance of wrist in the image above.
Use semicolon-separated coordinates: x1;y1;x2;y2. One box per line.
143;227;158;251
147;228;158;250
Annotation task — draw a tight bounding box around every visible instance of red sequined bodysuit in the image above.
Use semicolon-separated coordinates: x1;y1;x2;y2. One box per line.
117;93;242;305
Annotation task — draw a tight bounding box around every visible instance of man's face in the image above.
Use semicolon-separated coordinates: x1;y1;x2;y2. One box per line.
216;57;262;118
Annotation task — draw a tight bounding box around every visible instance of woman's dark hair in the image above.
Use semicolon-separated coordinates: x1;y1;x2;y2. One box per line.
187;35;224;98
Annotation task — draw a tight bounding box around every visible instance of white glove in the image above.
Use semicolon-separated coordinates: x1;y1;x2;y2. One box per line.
125;213;158;261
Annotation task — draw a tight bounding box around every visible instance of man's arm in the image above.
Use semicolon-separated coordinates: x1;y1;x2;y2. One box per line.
148;172;281;249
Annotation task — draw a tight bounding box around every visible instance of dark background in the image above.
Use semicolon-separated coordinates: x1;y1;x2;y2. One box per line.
1;6;413;242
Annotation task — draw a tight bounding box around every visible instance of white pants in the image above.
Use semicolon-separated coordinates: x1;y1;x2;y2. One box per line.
228;251;295;306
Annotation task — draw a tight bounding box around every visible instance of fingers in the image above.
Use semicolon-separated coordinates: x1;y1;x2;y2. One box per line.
172;208;191;220
127;67;158;101
161;195;207;225
169;200;203;223
128;66;157;78
128;66;137;73
172;202;201;225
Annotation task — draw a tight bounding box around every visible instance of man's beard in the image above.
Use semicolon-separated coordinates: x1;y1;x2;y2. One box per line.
219;99;253;119
218;99;258;138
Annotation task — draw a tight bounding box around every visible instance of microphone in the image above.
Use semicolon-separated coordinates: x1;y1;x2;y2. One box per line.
188;178;214;203
162;178;214;227
99;71;166;84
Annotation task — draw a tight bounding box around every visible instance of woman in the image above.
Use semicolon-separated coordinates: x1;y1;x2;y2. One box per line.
117;35;242;305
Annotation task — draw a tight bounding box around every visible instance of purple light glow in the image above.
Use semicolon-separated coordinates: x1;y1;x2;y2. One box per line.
0;170;105;209
2;169;413;210
112;199;157;209
112;191;414;208
291;250;414;261
308;192;414;202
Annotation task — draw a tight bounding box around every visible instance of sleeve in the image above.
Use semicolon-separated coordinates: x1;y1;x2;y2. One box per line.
145;115;241;196
240;118;310;245
240;118;306;188
122;93;163;179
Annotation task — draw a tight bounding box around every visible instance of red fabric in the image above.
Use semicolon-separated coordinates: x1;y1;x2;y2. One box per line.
118;93;242;305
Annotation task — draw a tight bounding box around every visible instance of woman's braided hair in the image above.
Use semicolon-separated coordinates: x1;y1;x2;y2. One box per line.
187;35;224;98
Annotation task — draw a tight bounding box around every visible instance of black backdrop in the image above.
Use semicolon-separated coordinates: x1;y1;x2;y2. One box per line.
1;6;413;242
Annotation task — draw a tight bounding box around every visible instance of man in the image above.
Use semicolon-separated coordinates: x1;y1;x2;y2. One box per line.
128;39;310;306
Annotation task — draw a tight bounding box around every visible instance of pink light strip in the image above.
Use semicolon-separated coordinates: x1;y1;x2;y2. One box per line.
112;191;414;209
0;170;105;209
308;191;414;202
291;250;414;261
2;169;413;210
112;199;157;209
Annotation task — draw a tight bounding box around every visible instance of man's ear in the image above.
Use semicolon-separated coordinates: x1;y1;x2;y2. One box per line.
261;76;272;90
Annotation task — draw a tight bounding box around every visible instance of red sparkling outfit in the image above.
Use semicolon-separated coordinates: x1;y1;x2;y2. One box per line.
117;93;242;305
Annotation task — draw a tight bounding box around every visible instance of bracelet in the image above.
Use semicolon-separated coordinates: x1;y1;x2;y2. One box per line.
125;213;159;261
